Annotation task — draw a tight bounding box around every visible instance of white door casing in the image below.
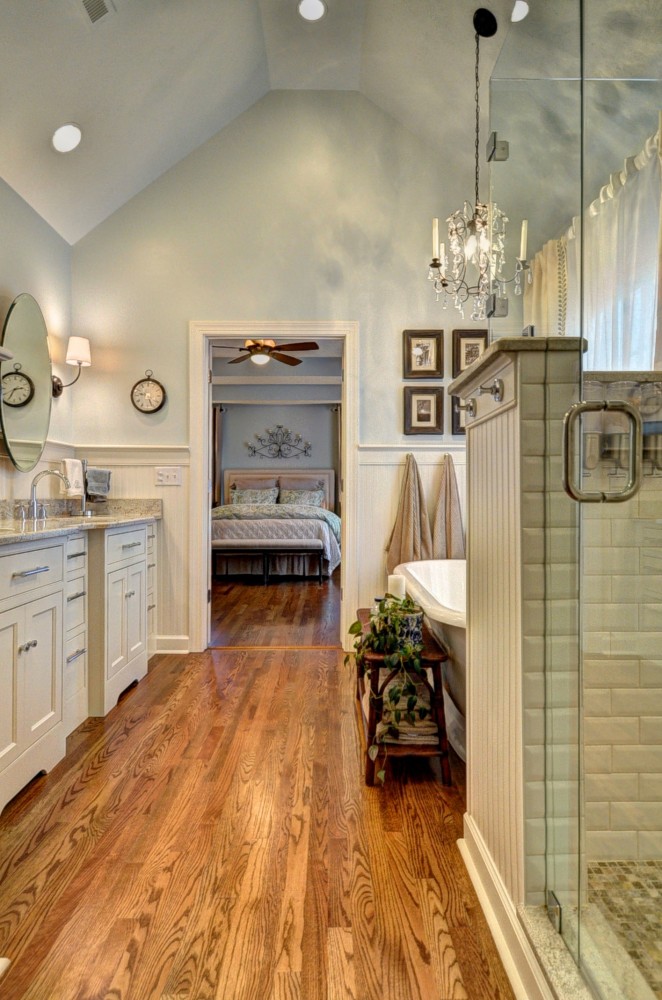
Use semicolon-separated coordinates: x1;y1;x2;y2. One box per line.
188;320;359;652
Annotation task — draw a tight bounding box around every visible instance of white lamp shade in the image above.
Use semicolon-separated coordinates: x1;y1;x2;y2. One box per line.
65;336;92;367
250;352;271;365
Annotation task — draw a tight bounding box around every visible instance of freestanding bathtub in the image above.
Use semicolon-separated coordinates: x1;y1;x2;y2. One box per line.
394;559;467;761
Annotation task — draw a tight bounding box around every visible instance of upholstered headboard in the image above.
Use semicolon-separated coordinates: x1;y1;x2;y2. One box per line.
222;468;336;510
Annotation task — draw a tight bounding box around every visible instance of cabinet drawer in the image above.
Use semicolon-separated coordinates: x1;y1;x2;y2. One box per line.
106;527;146;565
65;629;88;700
147;559;157;593
66;572;87;633
66;533;87;573
0;544;64;603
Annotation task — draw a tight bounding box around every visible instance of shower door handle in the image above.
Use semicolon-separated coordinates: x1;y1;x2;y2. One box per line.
562;400;642;503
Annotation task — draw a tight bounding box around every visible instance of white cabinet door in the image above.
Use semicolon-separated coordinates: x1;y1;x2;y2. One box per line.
0;609;21;771
125;561;146;664
106;567;127;680
22;593;63;746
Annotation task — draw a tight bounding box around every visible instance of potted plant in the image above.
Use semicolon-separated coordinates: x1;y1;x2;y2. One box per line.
347;595;432;783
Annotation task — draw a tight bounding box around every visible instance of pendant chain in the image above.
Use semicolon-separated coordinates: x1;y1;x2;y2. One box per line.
474;31;480;207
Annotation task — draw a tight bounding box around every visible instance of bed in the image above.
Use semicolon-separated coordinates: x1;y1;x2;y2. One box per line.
211;468;341;580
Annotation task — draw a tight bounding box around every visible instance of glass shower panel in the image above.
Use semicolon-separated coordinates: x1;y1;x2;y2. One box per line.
490;0;584;965
579;3;662;994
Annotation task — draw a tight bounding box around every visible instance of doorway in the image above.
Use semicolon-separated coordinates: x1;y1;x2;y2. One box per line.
188;320;359;653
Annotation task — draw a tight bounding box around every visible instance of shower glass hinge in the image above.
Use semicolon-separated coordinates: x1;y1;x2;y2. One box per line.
546;890;562;934
486;131;510;161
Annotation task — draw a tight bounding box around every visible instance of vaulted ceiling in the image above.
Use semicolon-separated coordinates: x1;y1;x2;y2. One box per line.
0;0;514;244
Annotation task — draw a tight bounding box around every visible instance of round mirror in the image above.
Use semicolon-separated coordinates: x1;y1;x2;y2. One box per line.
0;293;53;472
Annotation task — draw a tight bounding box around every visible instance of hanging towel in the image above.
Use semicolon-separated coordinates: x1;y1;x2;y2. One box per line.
432;454;465;559
385;453;432;573
61;459;85;497
86;467;112;498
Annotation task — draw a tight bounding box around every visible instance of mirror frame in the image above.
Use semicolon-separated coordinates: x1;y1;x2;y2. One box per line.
0;293;53;472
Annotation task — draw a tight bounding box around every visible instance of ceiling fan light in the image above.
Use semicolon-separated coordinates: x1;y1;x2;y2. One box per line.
250;353;271;365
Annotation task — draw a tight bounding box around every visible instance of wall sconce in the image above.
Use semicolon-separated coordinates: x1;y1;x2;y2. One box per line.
52;336;92;397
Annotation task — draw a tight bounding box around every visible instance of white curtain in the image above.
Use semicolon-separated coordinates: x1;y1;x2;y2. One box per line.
524;116;661;371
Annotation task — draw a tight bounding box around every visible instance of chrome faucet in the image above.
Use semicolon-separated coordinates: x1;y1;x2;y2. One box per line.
28;469;70;519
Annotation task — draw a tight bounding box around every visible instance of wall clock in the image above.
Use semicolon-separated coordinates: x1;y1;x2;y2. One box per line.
130;370;167;413
2;364;35;407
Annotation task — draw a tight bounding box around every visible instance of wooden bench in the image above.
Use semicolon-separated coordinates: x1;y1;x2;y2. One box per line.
212;538;325;585
354;608;451;786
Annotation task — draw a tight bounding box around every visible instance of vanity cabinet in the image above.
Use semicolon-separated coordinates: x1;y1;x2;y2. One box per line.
0;539;65;814
63;533;88;736
88;524;149;716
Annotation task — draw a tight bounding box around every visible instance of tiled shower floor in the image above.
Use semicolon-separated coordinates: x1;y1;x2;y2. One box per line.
588;861;662;999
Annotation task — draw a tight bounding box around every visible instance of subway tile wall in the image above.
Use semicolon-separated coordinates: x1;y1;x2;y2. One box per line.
582;453;662;860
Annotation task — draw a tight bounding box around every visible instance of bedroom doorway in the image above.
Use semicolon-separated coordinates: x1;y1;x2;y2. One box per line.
188;321;359;654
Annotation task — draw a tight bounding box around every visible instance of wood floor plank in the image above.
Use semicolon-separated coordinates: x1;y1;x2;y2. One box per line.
0;644;515;1000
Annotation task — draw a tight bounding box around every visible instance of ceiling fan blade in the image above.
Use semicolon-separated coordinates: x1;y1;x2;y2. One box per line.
227;354;251;364
273;341;319;352
270;352;302;366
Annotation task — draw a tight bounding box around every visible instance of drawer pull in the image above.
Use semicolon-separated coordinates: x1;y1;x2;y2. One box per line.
125;590;136;599
66;647;87;663
121;541;142;549
18;639;38;653
67;551;86;560
148;534;155;540
12;566;50;579
147;562;156;569
147;603;156;611
67;590;87;602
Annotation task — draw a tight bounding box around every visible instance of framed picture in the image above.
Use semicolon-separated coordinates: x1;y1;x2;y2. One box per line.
403;330;444;379
404;386;443;435
451;396;466;435
452;329;488;377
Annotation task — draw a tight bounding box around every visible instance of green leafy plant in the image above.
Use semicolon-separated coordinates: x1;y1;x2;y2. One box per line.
347;595;431;783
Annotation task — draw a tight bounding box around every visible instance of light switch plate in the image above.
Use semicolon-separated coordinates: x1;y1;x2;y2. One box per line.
155;466;182;486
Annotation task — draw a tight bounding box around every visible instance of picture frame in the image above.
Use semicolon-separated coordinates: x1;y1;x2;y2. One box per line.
403;330;444;379
403;386;444;435
452;329;488;377
451;396;465;436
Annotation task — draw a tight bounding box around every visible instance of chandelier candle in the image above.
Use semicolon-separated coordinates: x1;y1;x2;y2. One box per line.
519;219;528;261
433;218;440;258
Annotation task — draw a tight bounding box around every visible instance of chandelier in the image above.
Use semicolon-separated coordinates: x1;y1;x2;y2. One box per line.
427;8;530;321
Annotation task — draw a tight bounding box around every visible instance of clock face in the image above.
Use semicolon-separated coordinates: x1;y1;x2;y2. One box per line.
131;377;166;413
2;370;35;407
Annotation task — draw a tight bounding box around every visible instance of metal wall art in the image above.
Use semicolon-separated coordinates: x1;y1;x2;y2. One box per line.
246;425;312;459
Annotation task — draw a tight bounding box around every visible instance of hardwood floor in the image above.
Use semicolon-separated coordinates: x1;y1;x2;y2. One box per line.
210;570;341;647
0;643;515;1000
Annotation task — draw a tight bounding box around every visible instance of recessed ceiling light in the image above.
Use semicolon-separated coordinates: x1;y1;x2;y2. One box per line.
52;123;82;153
511;1;529;21
298;0;326;22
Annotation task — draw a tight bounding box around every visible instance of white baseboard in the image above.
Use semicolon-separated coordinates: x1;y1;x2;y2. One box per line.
459;814;555;1000
153;635;190;654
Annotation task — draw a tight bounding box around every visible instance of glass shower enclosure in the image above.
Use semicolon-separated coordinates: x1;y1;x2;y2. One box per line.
491;2;662;997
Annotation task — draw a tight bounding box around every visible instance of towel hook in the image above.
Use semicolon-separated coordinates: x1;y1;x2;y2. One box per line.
478;378;504;402
455;398;476;419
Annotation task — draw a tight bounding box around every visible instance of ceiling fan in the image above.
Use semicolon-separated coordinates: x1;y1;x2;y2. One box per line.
216;339;319;366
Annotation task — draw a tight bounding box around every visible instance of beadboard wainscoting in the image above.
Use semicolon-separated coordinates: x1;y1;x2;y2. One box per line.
75;445;190;653
356;445;466;610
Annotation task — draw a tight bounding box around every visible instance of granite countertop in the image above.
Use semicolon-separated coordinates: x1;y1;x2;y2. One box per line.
0;500;162;546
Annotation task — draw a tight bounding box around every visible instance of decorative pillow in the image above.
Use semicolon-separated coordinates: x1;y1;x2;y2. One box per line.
230;487;279;505
278;476;324;490
279;488;325;507
230;476;278;489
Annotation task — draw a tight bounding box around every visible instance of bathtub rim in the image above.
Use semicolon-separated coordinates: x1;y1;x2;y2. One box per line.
393;559;466;629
